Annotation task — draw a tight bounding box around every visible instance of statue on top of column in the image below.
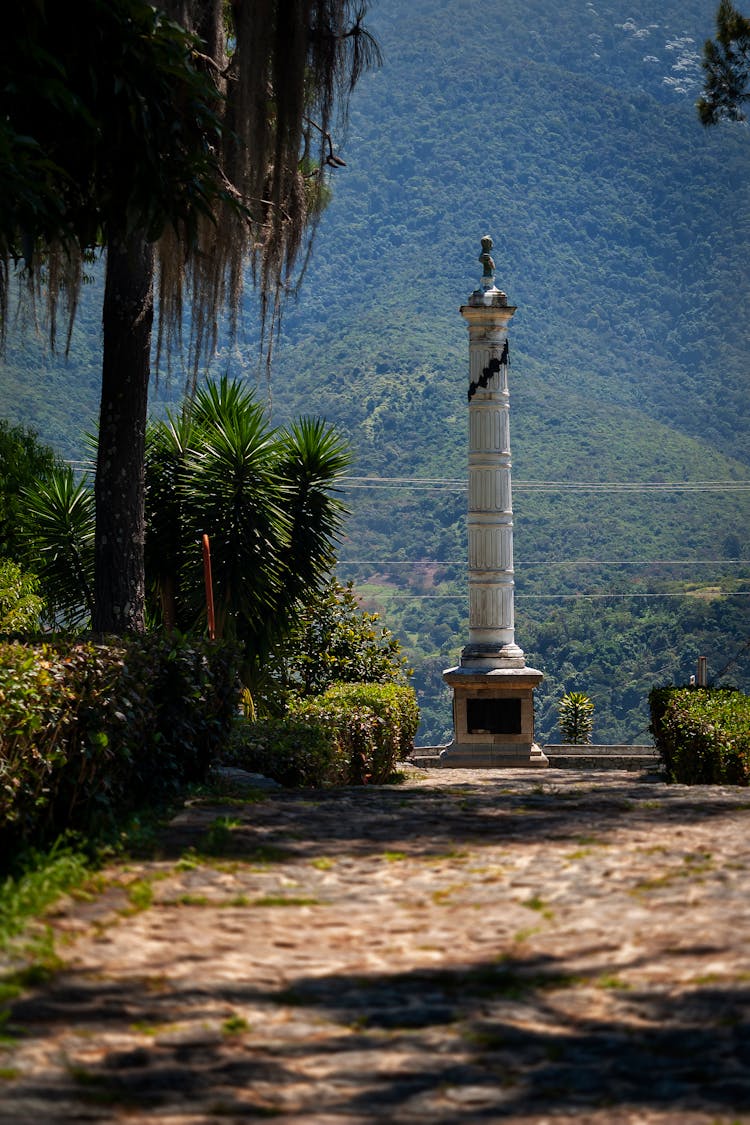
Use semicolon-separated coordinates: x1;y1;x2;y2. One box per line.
479;235;495;280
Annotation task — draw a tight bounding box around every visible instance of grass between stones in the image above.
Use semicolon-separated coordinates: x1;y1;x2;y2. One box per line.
221;1013;251;1035
522;894;554;920
251;895;322;907
631;850;715;893
310;856;335;870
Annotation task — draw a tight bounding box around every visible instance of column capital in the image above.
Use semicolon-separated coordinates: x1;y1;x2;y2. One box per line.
460;302;517;329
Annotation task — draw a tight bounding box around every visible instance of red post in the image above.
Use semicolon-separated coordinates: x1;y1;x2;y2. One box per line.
202;534;216;641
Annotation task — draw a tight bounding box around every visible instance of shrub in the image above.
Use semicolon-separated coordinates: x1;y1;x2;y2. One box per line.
0;634;240;859
225;681;419;787
223;717;346;787
0;559;44;632
649;685;750;785
256;579;412;714
292;682;419;784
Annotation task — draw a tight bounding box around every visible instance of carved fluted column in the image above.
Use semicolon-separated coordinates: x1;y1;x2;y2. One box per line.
441;236;546;768
462;292;524;667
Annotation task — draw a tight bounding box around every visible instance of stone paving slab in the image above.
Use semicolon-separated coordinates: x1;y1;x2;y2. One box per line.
2;767;750;1123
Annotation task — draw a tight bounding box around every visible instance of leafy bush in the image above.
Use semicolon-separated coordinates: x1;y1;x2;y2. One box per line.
649;685;750;785
226;681;419;787
292;682;419;784
0;559;44;632
269;580;411;699
0;634;240;858
224;717;347;788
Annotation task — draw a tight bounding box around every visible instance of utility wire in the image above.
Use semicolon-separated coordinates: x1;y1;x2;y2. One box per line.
338;558;746;567
353;591;750;601
341;476;750;493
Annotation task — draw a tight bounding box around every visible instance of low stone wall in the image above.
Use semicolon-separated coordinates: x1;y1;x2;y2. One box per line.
409;744;663;772
543;744;662;772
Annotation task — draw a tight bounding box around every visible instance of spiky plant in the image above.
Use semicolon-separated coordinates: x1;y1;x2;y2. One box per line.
144;377;350;678
180;379;289;647
22;466;95;627
275;416;352;608
558;691;595;745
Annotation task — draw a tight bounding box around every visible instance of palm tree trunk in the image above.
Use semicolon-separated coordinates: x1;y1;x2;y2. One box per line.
93;232;154;633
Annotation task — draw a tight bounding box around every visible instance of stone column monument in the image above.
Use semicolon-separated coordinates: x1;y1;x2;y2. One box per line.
441;237;547;768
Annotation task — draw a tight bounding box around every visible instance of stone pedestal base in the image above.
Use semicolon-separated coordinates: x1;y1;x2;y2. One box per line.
441;663;546;769
438;741;548;768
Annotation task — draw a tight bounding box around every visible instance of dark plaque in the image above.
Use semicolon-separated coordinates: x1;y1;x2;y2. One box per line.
466;697;522;735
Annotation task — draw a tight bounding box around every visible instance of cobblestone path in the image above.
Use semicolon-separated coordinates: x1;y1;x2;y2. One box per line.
2;766;750;1124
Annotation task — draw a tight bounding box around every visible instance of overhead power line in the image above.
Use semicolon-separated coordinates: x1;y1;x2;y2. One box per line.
353;591;750;602
338;558;747;567
341;476;750;493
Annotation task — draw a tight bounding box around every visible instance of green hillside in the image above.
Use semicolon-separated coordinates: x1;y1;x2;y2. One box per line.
272;0;750;743
1;0;748;744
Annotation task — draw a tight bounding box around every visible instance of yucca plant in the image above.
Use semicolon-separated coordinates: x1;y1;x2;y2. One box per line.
22;465;95;626
145;377;350;678
558;691;595;745
178;377;289;648
21;377;350;659
145;408;196;631
275;416;351;609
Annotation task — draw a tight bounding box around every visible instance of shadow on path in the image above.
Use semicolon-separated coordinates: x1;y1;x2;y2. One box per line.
5;950;750;1120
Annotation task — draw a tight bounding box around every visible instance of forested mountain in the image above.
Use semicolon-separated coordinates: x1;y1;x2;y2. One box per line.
2;0;749;744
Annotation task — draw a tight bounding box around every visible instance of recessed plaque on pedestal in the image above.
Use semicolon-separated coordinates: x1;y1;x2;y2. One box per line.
466;697;522;735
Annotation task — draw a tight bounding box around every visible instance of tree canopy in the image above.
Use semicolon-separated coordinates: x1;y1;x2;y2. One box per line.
1;1;379;634
0;0;380;357
0;1;230;341
698;0;750;124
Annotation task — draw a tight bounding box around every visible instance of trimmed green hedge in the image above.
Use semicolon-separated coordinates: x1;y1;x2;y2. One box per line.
226;681;419;787
224;717;347;787
649;686;750;785
0;634;239;856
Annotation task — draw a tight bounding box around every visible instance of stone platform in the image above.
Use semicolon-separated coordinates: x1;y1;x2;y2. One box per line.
412;743;662;772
